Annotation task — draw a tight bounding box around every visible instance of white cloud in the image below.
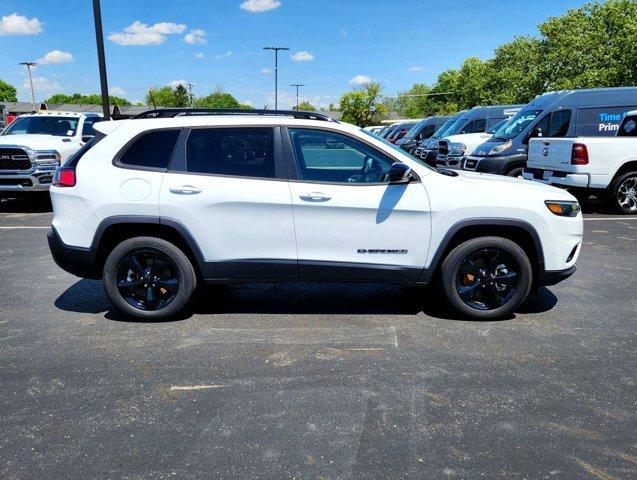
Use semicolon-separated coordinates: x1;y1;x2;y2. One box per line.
0;13;43;36
240;0;281;13
340;29;347;37
168;79;189;89
260;68;272;74
243;100;253;107
214;50;232;59
108;21;186;46
194;52;204;59
184;28;206;45
349;75;372;85
408;66;424;72
37;50;74;65
19;76;62;101
290;51;314;62
109;86;126;96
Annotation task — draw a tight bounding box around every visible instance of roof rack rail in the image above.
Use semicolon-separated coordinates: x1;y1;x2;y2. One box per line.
132;108;338;122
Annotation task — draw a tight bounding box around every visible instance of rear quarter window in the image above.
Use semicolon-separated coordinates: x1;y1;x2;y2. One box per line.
117;129;181;170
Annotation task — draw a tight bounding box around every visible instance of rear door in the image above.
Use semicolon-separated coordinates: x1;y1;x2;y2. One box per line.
285;127;431;281
159;126;297;278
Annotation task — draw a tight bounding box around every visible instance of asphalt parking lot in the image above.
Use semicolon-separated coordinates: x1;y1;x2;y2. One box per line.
0;197;635;480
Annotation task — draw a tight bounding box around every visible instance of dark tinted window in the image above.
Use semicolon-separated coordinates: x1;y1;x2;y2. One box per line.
119;129;180;169
81;117;100;137
462;119;486;134
421;124;436;138
546;110;571;137
618;116;637;137
186;127;275;178
289;128;395;184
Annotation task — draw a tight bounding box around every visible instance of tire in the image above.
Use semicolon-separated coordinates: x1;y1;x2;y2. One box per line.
608;171;637;214
103;236;197;321
440;236;533;320
506;166;524;178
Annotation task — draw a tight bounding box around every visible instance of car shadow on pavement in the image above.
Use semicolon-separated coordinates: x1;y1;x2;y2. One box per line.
54;278;557;323
0;195;52;213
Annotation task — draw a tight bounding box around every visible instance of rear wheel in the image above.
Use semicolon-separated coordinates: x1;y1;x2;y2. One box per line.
608;172;637;214
103;237;196;321
440;237;532;320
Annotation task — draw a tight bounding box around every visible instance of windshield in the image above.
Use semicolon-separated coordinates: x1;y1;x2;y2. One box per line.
359;128;435;171
430;117;457;139
442;115;471;137
486;118;509;135
402;121;426;140
2;116;79;137
491;109;542;141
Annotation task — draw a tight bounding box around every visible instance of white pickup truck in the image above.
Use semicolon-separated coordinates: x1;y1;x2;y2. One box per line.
0;111;102;197
523;110;637;214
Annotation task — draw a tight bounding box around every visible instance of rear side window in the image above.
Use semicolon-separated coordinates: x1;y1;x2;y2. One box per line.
118;129;181;170
577;107;636;136
618;116;637;136
186;127;275;179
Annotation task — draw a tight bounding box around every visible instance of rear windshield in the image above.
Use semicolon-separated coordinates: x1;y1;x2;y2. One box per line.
617;116;637;137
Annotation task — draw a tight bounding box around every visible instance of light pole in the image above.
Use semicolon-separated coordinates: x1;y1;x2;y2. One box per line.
290;83;305;110
20;62;37;111
187;83;194;108
263;46;289;110
92;0;110;119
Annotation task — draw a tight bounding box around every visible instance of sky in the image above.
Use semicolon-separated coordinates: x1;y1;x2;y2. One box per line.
0;0;591;109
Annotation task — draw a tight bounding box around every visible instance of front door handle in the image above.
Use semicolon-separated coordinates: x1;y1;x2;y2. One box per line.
169;185;202;195
299;192;331;202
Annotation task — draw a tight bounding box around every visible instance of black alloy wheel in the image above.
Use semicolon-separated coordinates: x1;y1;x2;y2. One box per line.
116;249;180;311
456;248;520;311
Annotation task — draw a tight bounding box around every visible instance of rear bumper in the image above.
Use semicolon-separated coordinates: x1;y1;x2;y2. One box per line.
47;227;100;279
522;168;589;188
537;265;577;287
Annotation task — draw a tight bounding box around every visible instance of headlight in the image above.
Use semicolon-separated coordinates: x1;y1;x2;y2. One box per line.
545;200;581;217
33;151;61;167
450;143;466;155
488;141;512;156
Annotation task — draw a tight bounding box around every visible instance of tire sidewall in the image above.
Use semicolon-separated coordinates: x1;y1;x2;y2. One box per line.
610;172;637;214
441;236;533;320
103;237;196;321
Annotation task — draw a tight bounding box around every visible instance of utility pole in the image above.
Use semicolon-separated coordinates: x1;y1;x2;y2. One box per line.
187;83;194;108
263;46;289;110
20;62;37;111
92;0;110;119
290;84;306;110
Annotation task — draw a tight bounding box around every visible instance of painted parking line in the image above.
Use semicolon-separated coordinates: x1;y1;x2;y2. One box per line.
0;226;50;229
583;217;637;221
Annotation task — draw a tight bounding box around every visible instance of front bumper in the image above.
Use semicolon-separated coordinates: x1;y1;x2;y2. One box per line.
0;166;56;192
537;265;577;286
463;154;528;175
522;168;589;188
47;227;100;279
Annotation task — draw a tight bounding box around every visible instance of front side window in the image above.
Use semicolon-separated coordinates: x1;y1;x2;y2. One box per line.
289;128;396;184
462;118;487;134
118;129;181;170
546;110;571;137
2;116;78;137
81;117;100;137
186;127;275;179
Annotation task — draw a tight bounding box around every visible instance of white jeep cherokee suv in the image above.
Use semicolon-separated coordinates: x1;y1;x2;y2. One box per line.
47;109;583;321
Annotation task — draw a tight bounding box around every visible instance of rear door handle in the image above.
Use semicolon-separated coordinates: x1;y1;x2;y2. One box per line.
299;192;331;202
169;185;202;195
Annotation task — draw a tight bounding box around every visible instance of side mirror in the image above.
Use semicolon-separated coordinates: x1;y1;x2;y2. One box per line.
389;162;413;184
415;132;423;141
82;135;94;142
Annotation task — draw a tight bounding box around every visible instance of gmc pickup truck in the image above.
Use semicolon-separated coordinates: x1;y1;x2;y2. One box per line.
523;110;637;214
0;111;101;198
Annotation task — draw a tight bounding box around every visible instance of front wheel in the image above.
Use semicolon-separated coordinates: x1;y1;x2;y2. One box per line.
103;237;197;321
440;237;532;320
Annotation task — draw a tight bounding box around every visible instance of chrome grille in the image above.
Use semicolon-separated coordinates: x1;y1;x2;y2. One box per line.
0;148;31;170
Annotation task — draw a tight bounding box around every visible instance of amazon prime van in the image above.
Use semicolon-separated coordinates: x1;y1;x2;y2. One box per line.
396;115;451;153
464;87;637;177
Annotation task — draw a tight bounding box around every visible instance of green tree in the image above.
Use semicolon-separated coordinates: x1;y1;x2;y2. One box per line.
0;79;17;102
174;84;190;107
43;93;131;106
146;86;178;107
194;87;251;109
339;83;387;127
294;101;316;111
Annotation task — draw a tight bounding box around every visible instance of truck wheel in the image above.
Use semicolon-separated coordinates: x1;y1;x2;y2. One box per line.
506;167;524;178
609;172;637;214
440;237;532;320
103;236;197;321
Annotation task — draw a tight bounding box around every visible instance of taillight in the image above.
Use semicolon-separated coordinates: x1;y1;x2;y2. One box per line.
571;143;588;165
52;166;76;187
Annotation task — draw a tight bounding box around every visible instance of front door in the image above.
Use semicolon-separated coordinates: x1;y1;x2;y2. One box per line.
285;127;431;282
